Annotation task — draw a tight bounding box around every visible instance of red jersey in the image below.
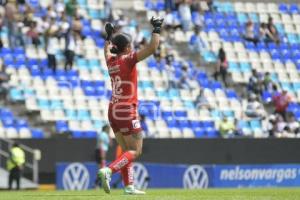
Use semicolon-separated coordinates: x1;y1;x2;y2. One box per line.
106;52;138;107
273;93;291;112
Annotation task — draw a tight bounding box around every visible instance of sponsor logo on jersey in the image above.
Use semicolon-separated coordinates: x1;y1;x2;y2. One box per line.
132;120;141;129
109;65;120;74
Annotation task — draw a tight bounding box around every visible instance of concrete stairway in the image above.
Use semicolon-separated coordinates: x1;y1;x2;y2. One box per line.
0;168;38;190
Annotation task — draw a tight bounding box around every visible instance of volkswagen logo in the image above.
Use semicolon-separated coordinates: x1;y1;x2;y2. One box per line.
133;162;149;189
62;163;90;190
183;165;209;189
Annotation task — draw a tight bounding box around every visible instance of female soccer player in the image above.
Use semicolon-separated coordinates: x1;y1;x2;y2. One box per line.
98;17;163;195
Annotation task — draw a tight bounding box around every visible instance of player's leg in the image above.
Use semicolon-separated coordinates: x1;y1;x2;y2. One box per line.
108;132;142;173
8;169;13;190
122;132;145;195
98;131;128;194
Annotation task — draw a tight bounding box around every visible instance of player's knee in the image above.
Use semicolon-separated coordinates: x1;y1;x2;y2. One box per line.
136;148;142;158
129;148;142;159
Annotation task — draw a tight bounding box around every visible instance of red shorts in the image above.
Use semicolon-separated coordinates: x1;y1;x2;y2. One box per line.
108;104;142;135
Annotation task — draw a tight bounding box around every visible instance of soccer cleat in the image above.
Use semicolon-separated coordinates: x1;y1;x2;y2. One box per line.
124;185;146;195
98;167;112;194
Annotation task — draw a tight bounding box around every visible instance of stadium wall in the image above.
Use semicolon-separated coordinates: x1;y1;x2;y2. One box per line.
16;138;300;183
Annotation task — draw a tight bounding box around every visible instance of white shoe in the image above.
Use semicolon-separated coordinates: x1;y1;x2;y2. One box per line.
124;185;146;195
98;167;112;194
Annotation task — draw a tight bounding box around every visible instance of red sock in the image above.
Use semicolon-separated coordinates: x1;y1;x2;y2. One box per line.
121;162;134;186
109;151;134;173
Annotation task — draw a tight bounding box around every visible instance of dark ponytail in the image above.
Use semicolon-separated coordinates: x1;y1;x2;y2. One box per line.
110;45;120;54
110;33;132;54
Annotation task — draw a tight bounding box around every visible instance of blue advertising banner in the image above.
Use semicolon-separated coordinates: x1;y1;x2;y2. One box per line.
56;162;98;190
213;164;300;188
56;162;300;190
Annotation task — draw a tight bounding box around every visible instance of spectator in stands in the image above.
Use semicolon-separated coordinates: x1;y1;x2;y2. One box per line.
7;143;25;190
195;89;210;109
47;5;57;19
133;26;146;49
267;17;280;44
140;114;149;136
272;89;292;120
219;116;236;138
206;0;214;11
36;16;50;35
5;1;18;48
23;10;34;27
116;14;128;28
189;27;206;54
259;23;273;43
248;69;263;95
14;21;25;48
245;94;265;119
72;13;83;36
103;0;113;21
179;64;191;89
0;72;9;96
165;9;179;31
58;14;70;38
65;0;77;18
26;21;40;48
165;62;178;88
214;47;228;87
64;29;77;70
243;20;259;45
286;114;300;136
263;72;277;93
178;0;192;32
0;13;3;49
165;0;176;11
275;115;287;137
266;114;277;137
46;25;59;72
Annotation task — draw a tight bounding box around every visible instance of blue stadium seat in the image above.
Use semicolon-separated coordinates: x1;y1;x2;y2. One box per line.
66;110;77;120
279;3;288;13
77;110;90;120
206;129;219;138
31;129;44;138
38;99;50;109
56;121;69;133
162;111;173;119
262;91;272;103
2;119;14;128
84;131;97;138
72;131;83;138
174;111;187;119
194;129;205;138
16;119;29;130
290;4;299;13
177;120;190;129
9;88;23;101
166;118;177;128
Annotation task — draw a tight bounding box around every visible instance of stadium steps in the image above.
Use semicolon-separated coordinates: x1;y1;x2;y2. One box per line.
1;100;54;137
0;168;38;190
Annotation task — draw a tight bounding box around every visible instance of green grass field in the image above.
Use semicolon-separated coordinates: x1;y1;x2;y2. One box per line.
2;188;300;200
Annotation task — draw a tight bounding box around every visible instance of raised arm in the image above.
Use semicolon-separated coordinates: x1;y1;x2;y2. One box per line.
137;17;164;62
104;23;115;62
104;40;112;63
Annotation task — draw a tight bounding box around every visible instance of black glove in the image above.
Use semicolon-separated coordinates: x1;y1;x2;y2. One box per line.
105;22;115;41
150;16;164;34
